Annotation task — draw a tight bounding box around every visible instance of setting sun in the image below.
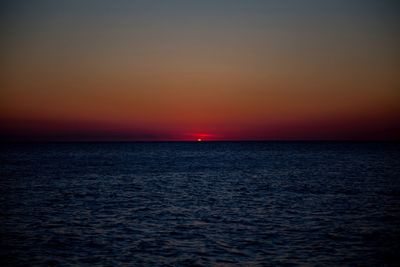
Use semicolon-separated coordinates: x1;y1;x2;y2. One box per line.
197;138;202;142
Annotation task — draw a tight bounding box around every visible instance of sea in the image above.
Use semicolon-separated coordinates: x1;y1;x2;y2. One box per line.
1;142;399;266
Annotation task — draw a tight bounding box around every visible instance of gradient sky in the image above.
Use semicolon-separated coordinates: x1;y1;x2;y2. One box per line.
1;0;399;141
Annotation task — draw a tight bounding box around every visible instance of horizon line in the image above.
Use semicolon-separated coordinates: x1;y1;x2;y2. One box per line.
1;139;399;144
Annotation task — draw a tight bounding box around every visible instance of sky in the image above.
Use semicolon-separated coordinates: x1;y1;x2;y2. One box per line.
1;0;399;141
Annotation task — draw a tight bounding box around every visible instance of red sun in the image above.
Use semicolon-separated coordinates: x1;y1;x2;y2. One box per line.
193;133;216;142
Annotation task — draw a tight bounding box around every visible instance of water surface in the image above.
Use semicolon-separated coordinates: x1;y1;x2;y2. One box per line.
1;142;399;266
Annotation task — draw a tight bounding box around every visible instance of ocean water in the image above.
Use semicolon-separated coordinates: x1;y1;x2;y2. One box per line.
1;142;399;266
